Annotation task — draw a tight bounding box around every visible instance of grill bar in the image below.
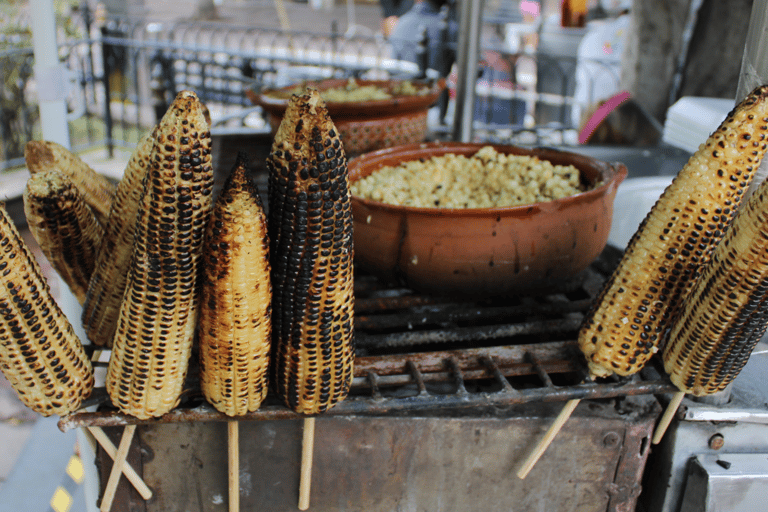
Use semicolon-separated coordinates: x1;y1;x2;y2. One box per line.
59;377;676;431
58;247;677;434
357;318;584;348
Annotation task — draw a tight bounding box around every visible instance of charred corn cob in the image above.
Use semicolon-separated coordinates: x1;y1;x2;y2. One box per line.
23;171;104;305
0;204;94;416
267;89;355;415
663;176;768;395
25;140;115;227
105;91;214;419
579;85;768;379
199;153;272;416
81;129;156;347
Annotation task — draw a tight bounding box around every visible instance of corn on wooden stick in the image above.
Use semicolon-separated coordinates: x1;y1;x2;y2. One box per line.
266;88;355;415
653;172;768;444
198;154;272;416
99;425;136;512
24;170;103;305
580;84;768;379
82;128;156;347
105;90;213;419
298;417;315;511
0;204;94;417
86;427;153;500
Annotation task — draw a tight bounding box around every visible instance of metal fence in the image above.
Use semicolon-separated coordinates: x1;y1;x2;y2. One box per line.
0;10;627;171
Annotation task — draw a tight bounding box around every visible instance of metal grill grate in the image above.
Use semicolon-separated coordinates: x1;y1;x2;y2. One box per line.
58;246;676;432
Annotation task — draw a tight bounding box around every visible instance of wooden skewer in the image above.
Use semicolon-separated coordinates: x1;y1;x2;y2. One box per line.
228;421;240;512
298;417;315;511
516;399;580;480
651;390;686;445
86;427;153;500
99;425;136;512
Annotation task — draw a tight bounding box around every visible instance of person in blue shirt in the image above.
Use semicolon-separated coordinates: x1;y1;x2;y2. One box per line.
388;0;457;76
380;0;414;37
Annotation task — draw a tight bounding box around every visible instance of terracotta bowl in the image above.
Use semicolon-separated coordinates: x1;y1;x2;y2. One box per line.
348;142;628;298
248;78;445;156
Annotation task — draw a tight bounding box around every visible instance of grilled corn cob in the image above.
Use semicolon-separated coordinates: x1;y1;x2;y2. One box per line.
105;91;214;419
267;89;355;415
579;85;768;378
663;176;768;395
81;128;156;347
199;153;272;416
25;140;115;227
23;171;104;305
0;204;94;416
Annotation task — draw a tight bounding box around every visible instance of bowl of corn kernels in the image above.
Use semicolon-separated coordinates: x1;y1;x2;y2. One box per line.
348;141;628;297
249;78;445;157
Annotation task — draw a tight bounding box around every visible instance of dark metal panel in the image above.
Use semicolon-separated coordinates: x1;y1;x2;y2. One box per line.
106;397;658;512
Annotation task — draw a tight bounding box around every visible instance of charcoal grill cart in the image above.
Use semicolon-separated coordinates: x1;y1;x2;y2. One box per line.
60;235;675;511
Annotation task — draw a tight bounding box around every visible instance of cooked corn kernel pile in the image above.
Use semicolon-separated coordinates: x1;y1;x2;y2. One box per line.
272;78;428;103
351;146;589;208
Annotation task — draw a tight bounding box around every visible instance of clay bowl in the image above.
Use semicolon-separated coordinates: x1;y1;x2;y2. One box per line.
348;142;628;298
248;78;445;157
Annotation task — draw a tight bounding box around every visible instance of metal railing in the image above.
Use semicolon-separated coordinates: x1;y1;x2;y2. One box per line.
0;10;627;171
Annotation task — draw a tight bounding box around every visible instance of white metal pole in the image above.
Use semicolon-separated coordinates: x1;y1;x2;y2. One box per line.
30;0;70;149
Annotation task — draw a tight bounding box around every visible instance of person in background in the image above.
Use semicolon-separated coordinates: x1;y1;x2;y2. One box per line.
380;0;414;38
388;0;457;76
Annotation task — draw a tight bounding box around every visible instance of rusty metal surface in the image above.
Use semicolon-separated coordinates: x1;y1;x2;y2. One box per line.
101;397;659;512
59;339;676;431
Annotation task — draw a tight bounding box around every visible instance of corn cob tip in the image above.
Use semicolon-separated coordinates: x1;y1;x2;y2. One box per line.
273;88;341;154
24;141;51;170
26;168;67;193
